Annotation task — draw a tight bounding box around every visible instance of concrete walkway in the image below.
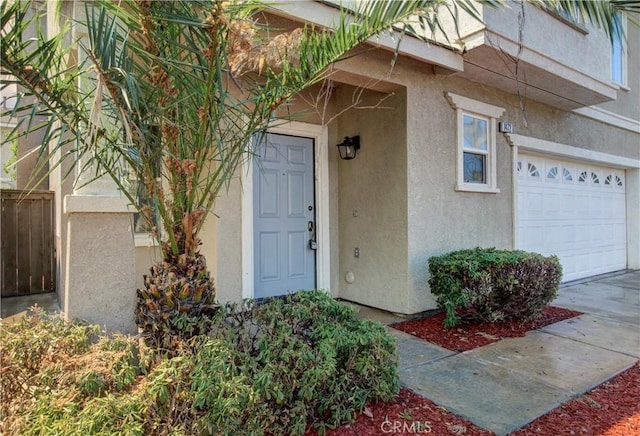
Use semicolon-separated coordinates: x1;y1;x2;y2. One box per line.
0;292;60;324
386;271;640;435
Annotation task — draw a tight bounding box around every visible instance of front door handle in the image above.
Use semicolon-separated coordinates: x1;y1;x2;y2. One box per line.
308;221;317;249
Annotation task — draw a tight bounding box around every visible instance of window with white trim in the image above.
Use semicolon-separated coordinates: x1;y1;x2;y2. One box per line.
611;20;627;86
446;92;504;193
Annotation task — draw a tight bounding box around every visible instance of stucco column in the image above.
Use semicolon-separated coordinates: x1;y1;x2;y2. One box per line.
63;174;136;333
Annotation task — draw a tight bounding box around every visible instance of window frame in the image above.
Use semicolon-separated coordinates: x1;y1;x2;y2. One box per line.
446;92;505;194
611;15;627;87
462;113;490;185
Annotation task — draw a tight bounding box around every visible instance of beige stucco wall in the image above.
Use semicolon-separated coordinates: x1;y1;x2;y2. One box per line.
42;2;639;324
511;93;639;160
64;208;136;333
483;3;612;83
596;24;640;121
433;2;614;99
1;109;49;190
332;40;637;315
404;75;514;313
1;1;47;186
403;68;639;313
134;243;162;290
211;179;244;303
207;38;638;315
328;53;519;314
334;86;409;314
16;129;49;190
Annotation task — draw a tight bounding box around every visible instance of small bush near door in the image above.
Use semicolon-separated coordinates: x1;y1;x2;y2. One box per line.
1;292;398;435
428;248;562;327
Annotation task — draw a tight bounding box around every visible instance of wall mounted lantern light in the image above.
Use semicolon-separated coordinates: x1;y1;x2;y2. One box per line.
336;136;360;160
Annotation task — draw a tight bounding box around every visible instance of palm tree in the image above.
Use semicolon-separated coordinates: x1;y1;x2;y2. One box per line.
1;0;487;348
0;0;634;349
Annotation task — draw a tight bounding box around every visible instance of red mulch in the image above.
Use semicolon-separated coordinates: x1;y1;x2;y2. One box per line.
315;388;494;435
308;363;639;435
391;306;583;352
306;306;639;435
513;362;640;435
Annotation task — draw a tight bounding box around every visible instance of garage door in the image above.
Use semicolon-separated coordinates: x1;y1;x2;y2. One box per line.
517;154;627;282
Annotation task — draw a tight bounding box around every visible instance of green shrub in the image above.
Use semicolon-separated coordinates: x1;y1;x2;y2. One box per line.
1;308;101;418
0;291;398;435
1;309;144;435
203;291;399;434
428;247;562;327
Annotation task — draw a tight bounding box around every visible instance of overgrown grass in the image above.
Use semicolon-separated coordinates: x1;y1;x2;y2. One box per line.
1;291;399;435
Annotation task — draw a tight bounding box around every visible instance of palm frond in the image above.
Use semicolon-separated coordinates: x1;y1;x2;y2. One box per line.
531;0;636;41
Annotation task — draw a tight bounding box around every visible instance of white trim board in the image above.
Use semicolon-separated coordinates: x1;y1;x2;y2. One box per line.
267;1;463;73
64;194;133;214
572;106;640;134
506;133;640;169
481;29;618;101
241;121;330;299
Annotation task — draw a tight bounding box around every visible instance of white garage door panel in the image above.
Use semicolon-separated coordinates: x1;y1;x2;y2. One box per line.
517;154;626;282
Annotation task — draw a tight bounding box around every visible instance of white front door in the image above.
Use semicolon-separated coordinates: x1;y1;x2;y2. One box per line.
253;133;316;298
517;154;627;282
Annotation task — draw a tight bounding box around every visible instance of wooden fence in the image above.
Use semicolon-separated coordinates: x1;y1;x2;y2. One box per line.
1;190;55;297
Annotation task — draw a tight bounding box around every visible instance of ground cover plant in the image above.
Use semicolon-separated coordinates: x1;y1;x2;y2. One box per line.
0;291;398;435
429;248;562;327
